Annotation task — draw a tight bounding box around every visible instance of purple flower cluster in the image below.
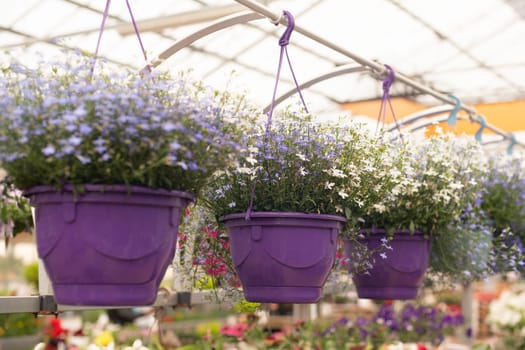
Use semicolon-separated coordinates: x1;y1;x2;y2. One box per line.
344;303;463;346
0;52;250;193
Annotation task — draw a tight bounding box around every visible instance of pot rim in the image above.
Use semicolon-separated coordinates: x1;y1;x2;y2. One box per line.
23;184;194;200
220;211;346;223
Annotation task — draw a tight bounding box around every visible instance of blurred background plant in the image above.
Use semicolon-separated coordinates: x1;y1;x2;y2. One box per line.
0;182;32;245
486;286;525;349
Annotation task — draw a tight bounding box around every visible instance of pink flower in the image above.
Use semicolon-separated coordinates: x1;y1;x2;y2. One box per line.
220;323;248;339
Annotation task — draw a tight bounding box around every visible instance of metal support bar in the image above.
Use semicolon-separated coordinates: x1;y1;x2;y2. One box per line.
233;0;471;112
0;291;219;315
386;105;455;132
232;0;525;148
146;11;262;70
0;296;41;314
390;105;514;141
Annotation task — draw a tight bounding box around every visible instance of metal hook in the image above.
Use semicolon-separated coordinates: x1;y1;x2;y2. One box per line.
382;64;395;92
474;115;486;142
507;133;517;155
278;11;295;46
447;95;461;126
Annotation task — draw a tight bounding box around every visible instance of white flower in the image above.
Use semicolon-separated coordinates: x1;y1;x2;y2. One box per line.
296;153;307;161
237;167;252;174
245;156;257;165
325;167;347;178
424;169;438;176
228;201;236;208
373;203;387;213
324;181;334;190
123;340;149;350
298;167;308;176
338;190;349;199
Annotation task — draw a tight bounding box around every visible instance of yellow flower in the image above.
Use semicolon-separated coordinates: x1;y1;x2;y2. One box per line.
95;331;114;346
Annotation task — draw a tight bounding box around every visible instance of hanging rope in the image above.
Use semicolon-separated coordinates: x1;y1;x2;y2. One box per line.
376;64;402;135
245;10;307;220
266;10;309;124
91;0;151;74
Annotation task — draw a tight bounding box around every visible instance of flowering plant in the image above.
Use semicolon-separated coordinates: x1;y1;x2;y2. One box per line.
486;287;525;349
0;52;251;194
339;130;485;236
0;181;32;243
429;204;524;284
481;156;525;257
352;302;463;348
193;302;461;349
175;204;245;304
205;111;354;217
429;154;525;283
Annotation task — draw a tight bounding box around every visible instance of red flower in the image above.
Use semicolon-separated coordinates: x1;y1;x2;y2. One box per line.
48;318;66;338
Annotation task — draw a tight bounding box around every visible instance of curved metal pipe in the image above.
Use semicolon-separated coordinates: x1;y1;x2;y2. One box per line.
386;105;455;132
388;107;512;145
401;116;511;148
402;116;469;134
263;64;368;113
144;11;263;71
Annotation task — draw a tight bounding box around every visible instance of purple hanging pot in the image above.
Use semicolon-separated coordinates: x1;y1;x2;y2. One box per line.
221;212;345;303
344;229;431;300
24;185;193;306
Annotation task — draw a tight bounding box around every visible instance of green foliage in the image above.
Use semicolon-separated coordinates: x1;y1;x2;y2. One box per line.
0;313;40;337
0;183;32;243
23;261;39;290
232;300;260;314
481;156;525;242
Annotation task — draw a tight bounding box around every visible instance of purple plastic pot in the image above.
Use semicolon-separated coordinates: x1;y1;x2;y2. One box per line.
24;185;193;306
344;229;431;300
221;212;345;303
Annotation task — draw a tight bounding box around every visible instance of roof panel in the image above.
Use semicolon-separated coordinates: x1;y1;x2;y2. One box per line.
10;0;79;37
1;0;525;111
470;21;525;65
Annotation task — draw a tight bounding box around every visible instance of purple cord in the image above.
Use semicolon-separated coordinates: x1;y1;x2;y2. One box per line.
91;0;151;75
90;0;112;76
125;0;152;72
376;64;402;136
246;10;308;220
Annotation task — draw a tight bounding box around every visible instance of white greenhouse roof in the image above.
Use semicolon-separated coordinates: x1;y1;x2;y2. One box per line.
1;0;525;116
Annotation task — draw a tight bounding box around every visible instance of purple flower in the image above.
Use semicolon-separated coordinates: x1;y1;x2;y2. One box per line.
42;145;55;156
162;121;177;132
79;124;92;135
67;135;82;146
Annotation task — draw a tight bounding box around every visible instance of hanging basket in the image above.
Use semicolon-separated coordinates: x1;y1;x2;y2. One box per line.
221;212;345;303
25;185;193;306
345;229;431;300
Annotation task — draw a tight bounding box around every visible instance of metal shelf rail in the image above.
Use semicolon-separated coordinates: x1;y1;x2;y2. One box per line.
0;291;213;315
